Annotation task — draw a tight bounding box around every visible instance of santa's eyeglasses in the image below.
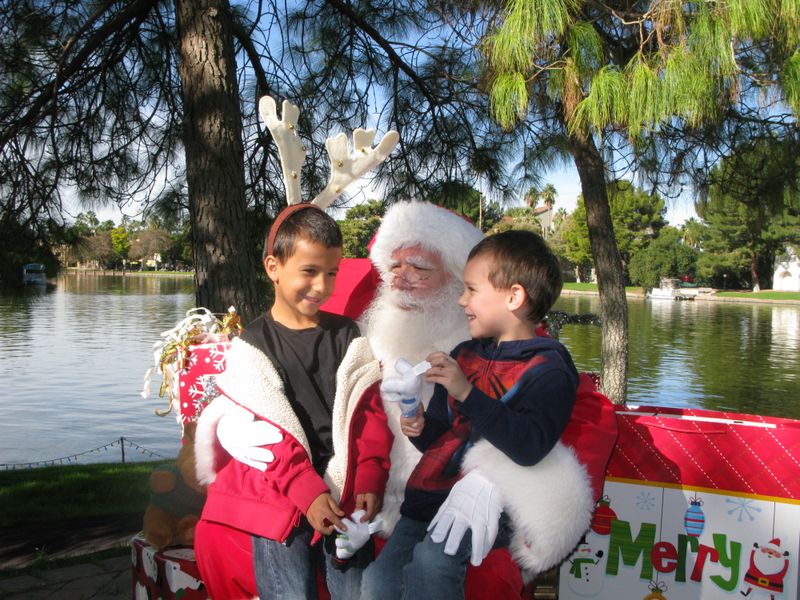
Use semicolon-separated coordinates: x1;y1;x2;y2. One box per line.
384;262;439;284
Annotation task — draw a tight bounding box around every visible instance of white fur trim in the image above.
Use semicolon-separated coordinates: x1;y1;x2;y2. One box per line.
462;440;593;581
195;336;381;496
323;337;382;500
370;201;484;280
215;337;309;450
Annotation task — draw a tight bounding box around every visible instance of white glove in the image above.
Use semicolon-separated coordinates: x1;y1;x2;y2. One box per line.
334;509;383;560
428;470;503;567
216;403;283;471
380;358;431;417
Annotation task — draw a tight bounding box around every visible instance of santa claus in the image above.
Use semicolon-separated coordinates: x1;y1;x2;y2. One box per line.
740;538;790;599
363;201;604;591
208;200;615;597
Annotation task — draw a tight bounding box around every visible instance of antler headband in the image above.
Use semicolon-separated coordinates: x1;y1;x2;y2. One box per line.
260;96;399;255
259;96;400;210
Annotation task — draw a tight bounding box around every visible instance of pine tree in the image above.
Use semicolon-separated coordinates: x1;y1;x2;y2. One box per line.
480;0;799;401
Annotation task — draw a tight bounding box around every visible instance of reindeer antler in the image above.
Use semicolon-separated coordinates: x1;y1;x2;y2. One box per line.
259;95;399;208
311;128;400;209
259;96;306;206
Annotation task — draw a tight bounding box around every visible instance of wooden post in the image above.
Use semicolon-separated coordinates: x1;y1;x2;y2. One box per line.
120;437;125;463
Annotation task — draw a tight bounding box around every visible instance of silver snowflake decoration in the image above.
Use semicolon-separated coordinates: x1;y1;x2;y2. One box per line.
636;491;656;511
726;497;762;522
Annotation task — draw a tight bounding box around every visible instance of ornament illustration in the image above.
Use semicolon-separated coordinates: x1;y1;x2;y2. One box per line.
684;495;705;537
591;496;617;535
643;580;668;600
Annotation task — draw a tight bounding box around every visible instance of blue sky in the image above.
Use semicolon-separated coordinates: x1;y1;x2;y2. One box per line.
541;164;698;226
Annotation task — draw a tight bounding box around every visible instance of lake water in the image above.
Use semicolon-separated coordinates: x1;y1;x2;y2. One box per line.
1;274;798;467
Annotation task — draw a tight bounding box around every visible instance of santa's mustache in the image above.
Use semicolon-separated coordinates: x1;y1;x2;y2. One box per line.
387;280;463;311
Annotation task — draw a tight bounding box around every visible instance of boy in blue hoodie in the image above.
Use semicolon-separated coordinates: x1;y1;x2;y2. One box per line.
361;229;579;600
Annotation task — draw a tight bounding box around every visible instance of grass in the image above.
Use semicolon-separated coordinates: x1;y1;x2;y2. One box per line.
716;290;800;301
0;461;164;528
562;282;643;294
563;282;800;301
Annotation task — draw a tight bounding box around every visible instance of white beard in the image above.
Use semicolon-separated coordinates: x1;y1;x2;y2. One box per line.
753;548;787;577
359;280;470;534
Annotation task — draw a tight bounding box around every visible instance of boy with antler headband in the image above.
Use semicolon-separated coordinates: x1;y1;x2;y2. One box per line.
193;97;399;599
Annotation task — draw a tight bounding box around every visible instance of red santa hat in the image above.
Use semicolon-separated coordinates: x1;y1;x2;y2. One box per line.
369;201;484;281
765;539;782;551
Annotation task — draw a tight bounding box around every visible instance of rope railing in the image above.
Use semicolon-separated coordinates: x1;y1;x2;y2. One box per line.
0;436;176;470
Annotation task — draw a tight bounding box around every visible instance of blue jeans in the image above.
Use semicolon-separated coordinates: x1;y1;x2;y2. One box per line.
360;516;471;600
253;523;363;600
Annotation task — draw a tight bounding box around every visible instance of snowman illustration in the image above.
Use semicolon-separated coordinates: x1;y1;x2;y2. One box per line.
566;539;606;596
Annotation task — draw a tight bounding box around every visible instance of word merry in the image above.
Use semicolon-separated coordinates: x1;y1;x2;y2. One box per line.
606;519;742;591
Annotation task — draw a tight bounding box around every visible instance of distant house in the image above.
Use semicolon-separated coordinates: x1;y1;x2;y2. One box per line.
773;246;800;292
533;204;555;238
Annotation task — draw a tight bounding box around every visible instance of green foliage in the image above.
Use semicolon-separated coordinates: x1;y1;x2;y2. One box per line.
625;56;662;138
422;181;502;231
565;21;603;77
727;0;771;39
110;227;130;261
628;226;698;290
489;72;528;130
558;207;592;272
560;181;668;279
662;47;718;126
783;51;800;114
486;0;576;72
570;67;627;134
491;206;541;234
485;0;799;140
0;219;60;284
693;136;800;288
73;212;100;237
338;200;385;258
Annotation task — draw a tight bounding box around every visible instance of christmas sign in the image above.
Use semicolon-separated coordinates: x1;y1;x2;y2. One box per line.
559;405;800;600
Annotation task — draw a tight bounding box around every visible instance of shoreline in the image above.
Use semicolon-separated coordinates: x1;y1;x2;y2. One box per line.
560;288;800;305
60;270;800;305
63;268;193;278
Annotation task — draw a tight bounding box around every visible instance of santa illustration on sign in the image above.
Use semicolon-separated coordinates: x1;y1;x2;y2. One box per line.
740;538;790;599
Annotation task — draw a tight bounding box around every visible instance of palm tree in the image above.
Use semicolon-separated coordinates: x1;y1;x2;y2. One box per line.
540;183;557;209
524;186;540;209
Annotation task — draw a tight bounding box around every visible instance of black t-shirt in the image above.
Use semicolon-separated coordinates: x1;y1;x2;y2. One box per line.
241;311;360;473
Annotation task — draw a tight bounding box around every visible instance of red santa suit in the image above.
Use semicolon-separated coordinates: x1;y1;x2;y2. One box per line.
742;539;790;596
364;201;619;595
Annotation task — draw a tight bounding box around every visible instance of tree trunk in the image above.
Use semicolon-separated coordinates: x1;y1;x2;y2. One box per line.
569;132;628;404
174;0;261;322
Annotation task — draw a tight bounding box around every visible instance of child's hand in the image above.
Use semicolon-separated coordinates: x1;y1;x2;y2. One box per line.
425;351;472;401
306;492;346;535
400;410;425;438
355;492;382;521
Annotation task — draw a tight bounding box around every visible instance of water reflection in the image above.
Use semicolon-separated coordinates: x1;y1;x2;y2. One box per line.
0;274;195;466
0;278;798;466
554;296;800;420
770;307;799;383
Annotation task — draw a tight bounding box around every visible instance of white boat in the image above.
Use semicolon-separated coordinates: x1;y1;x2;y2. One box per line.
22;263;47;286
647;277;693;300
